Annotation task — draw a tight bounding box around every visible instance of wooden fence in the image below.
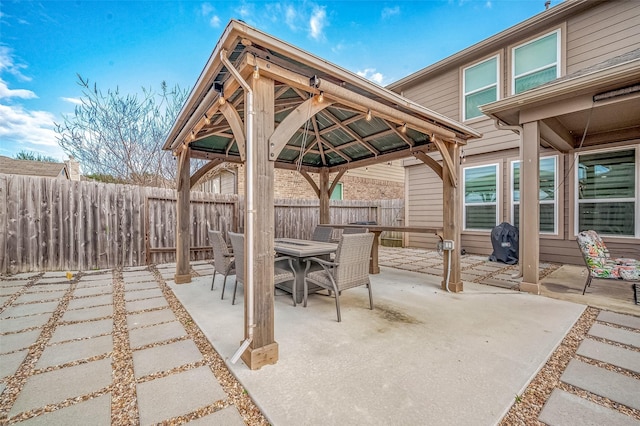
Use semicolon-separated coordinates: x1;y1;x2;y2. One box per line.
0;173;404;274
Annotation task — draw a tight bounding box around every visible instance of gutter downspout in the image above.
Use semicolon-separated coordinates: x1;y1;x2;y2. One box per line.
220;50;255;364
494;118;524;280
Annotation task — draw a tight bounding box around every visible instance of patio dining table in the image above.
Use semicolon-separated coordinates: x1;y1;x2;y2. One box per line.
322;224;443;274
274;238;338;304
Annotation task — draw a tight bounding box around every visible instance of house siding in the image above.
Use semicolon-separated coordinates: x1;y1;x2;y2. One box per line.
402;71;460;121
566;0;640;73
399;0;640;265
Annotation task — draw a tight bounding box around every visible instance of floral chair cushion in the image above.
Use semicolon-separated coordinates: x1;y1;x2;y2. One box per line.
577;230;639;281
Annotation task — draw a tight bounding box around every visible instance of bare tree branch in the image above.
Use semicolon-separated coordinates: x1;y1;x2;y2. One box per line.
55;75;200;187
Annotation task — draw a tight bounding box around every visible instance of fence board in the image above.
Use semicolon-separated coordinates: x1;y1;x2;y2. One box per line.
0;173;403;274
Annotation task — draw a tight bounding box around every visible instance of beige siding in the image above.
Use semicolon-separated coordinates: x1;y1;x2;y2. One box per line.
220;170;236;194
347;160;405;183
566;1;640;74
406;163;443;248
402;71;460;121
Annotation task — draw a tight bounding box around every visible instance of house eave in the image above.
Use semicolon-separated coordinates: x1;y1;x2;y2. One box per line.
387;0;597;92
480;58;640;126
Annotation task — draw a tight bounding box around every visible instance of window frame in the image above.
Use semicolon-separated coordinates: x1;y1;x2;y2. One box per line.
462;162;500;231
330;181;343;200
573;145;639;238
511;29;561;95
462;54;500;122
510;155;558;235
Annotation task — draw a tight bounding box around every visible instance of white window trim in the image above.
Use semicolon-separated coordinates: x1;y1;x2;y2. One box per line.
463;163;500;231
511;155;558;235
462;55;500;121
511;29;561;95
573;145;639;238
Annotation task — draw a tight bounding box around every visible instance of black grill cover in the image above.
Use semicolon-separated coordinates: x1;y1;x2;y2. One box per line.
489;222;519;264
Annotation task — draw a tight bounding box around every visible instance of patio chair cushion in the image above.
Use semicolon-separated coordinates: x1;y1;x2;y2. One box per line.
576;230;639;279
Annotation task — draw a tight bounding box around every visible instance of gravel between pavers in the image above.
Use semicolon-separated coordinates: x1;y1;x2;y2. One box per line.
3;262;638;425
499;306;640;425
0;267;268;425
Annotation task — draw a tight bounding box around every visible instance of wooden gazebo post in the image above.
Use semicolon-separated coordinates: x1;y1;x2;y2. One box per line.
519;121;541;294
174;145;192;284
441;141;462;292
318;169;331;224
241;72;279;369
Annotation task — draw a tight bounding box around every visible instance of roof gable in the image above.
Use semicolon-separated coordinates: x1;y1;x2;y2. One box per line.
0;156;69;179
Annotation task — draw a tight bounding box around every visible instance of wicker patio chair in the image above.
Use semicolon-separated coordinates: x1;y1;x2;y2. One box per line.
208;229;236;296
576;230;639;299
303;232;375;322
311;225;334;242
228;232;297;306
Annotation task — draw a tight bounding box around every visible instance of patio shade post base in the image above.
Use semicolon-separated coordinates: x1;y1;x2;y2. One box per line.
174;273;192;284
441;280;463;293
241;342;279;370
519;281;540;295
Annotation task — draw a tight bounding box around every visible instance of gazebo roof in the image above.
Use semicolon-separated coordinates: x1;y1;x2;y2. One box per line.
163;20;480;173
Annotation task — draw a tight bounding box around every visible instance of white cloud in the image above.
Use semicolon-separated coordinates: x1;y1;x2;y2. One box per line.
0;79;36;99
236;4;254;20
357;68;386;86
200;3;221;28
0;45;31;82
285;5;297;30
61;97;82;105
210;15;221;27
485;1;492;8
201;3;213;16
331;42;346;54
381;6;400;19
0;103;59;149
309;6;327;40
0;45;65;159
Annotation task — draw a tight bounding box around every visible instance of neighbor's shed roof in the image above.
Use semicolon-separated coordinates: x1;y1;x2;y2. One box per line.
0;156;68;179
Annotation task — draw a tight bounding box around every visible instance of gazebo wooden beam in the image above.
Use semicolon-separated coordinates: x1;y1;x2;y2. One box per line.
269;96;333;160
219;102;246;161
247;55;457;140
413;151;443;180
189;158;223;189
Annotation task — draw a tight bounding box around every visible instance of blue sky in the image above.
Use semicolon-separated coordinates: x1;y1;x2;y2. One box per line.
0;0;560;162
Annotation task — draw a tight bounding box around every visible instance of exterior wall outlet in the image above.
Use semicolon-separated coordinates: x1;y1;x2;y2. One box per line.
442;240;455;251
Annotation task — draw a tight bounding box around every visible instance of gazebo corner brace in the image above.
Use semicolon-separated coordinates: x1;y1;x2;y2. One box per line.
220;50;256;364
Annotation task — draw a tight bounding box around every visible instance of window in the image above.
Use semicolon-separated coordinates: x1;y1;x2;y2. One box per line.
463;56;499;121
576;147;638;237
512;30;560;94
330;182;343;200
511;156;557;234
463;164;499;230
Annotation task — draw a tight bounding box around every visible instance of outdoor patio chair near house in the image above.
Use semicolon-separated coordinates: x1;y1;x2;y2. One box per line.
303;232;375;322
208;229;236;296
576;230;639;302
311;225;334;242
228;232;297;306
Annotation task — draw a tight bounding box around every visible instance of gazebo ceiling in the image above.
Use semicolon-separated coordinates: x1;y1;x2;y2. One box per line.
163;20;481;173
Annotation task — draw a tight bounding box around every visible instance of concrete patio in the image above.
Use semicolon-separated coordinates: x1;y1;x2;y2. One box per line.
1;247;639;424
170;265;586;425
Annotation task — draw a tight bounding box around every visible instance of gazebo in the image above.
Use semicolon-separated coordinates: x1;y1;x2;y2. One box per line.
163;20;480;369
